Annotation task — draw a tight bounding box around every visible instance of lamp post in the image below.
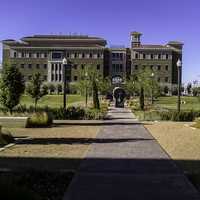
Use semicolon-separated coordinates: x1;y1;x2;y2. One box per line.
151;73;155;104
62;57;68;110
177;59;182;113
85;72;88;107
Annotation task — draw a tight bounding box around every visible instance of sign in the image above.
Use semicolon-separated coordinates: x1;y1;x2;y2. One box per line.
112;76;123;84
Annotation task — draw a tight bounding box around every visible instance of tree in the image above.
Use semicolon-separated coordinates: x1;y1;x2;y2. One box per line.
56;83;63;95
76;64;101;109
187;83;192;95
134;68;159;109
47;83;55;94
26;73;48;111
93;78;100;109
98;77;112;95
0;63;25;114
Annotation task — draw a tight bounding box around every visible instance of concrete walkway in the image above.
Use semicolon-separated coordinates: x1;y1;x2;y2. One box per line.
63;107;200;200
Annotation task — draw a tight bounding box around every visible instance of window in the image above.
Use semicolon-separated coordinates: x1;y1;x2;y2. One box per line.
28;64;32;69
165;65;168;71
89;53;93;58
112;64;115;72
82;53;85;58
44;53;48;58
28;53;32;58
74;76;78;81
66;76;70;81
59;74;62;81
14;52;17;58
36;53;40;58
66;53;70;58
55;74;58;81
166;54;169;60
120;64;123;72
44;64;47;69
151;54;154;59
157;65;161;70
52;52;62;59
73;64;77;70
51;74;54;81
135;65;138;70
81;64;85;70
43;75;47;81
158;54;161;59
97;53;101;58
21;64;24;68
143;54;146;59
52;64;54;70
157;77;160;82
150;65;154;70
112;53;115;58
36;64;40;69
165;77;169;82
120;53;123;60
135;53;139;59
22;52;25;58
97;64;100;70
74;53;77;58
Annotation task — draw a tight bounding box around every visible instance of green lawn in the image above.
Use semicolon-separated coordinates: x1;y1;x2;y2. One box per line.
20;95;85;108
155;96;200;111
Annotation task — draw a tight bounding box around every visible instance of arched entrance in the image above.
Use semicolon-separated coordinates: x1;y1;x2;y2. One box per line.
113;87;126;108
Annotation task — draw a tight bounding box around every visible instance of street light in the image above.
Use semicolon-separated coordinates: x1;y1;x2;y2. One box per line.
85;72;88;107
151;73;155;104
62;57;68;110
177;59;182;113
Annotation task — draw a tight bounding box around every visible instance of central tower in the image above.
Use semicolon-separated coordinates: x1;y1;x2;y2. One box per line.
130;31;142;48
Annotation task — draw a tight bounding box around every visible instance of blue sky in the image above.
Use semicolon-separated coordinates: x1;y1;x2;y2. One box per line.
0;0;200;83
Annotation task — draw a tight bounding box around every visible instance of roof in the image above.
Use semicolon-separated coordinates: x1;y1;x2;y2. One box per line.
21;35;106;42
133;44;171;50
130;31;142;35
3;34;107;48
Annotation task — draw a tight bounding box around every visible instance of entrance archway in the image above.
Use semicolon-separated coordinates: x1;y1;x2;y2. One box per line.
113;87;126;108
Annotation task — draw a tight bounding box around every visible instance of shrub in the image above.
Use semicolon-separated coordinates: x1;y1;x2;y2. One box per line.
26;112;53;128
0;126;14;145
159;110;200;121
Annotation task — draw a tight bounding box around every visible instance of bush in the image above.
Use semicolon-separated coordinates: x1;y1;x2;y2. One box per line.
0;126;14;145
85;108;104;120
159;110;200;121
26;112;53;128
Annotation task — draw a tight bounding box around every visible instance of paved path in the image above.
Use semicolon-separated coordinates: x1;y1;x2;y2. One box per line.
63;107;200;200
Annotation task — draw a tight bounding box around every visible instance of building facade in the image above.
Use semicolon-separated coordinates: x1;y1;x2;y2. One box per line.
2;32;183;94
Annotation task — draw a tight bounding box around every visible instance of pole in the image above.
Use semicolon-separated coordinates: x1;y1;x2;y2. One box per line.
86;85;88;107
151;79;153;104
177;66;181;112
63;64;67;110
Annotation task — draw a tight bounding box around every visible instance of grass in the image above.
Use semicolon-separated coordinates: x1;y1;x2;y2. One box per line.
20;95;85;108
155;96;200;111
145;122;200;191
131;96;200;121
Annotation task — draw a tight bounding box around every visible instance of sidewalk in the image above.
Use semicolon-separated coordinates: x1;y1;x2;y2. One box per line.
63;107;200;200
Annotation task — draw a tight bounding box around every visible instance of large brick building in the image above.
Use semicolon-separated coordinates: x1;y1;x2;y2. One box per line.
2;32;183;94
